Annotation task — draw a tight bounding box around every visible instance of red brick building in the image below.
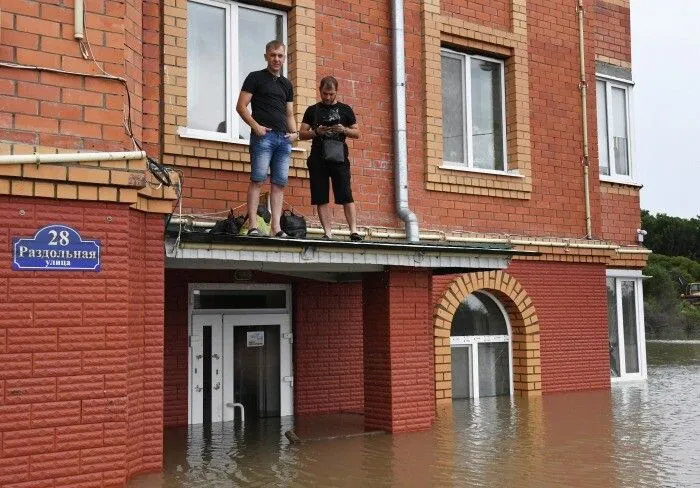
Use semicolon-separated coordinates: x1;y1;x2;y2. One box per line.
0;0;647;486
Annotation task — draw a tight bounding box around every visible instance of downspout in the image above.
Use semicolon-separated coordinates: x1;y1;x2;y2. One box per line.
577;0;593;239
74;0;84;39
391;0;420;242
0;151;146;165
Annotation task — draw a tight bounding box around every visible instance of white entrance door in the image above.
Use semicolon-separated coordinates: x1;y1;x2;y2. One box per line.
190;314;224;423
189;313;292;424
223;314;293;420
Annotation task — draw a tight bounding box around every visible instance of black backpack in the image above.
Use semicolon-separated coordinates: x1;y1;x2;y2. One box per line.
211;210;245;235
281;209;307;238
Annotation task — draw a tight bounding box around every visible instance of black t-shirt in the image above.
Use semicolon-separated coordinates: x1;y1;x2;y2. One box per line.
302;102;357;157
241;69;294;133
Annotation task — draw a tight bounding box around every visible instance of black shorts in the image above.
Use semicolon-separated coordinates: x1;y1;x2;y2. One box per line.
307;156;354;205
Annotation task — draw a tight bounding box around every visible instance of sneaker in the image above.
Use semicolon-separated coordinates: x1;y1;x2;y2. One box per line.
349;232;363;242
247;228;261;236
321;234;331;240
274;231;289;238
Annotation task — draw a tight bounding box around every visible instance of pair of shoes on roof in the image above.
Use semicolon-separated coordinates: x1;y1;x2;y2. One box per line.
247;228;288;238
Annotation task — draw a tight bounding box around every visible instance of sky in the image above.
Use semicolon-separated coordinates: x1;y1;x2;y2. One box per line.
631;0;700;219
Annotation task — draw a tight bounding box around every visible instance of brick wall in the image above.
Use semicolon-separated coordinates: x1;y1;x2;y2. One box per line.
0;0;640;246
126;211;164;477
293;282;364;415
163;269;189;427
592;0;639;246
160;0;638;248
441;0;512;31
599;183;641;245
593;0;631;64
0;197;165;487
432;261;610;395
0;0;152;153
507;261;610;392
364;269;434;432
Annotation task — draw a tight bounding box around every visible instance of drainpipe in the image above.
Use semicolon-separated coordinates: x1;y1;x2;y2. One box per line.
0;151;146;165
74;0;84;39
577;0;593;239
391;0;419;242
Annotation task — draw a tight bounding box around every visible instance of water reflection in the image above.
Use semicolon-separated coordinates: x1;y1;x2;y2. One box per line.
130;343;700;487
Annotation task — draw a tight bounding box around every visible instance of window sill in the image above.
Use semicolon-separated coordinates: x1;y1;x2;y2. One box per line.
600;175;642;188
611;375;646;383
177;127;307;153
439;163;524;178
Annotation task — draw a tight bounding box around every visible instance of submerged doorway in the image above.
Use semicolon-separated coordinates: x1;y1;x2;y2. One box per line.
450;291;513;399
188;285;293;424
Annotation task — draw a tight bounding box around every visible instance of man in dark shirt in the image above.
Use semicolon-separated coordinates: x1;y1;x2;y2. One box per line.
299;76;362;241
236;40;298;238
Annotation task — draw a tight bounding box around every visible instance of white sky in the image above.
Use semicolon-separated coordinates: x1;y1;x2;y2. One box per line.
631;0;700;218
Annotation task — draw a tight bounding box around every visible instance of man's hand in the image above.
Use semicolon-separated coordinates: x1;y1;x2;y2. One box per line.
330;124;346;134
316;125;332;136
252;124;269;137
285;132;299;142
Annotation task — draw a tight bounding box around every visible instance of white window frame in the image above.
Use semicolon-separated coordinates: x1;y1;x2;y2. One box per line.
597;74;636;184
179;0;287;145
449;291;513;399
607;270;647;382
440;49;508;173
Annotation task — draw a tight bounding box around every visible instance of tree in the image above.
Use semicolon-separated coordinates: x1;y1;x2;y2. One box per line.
641;210;700;260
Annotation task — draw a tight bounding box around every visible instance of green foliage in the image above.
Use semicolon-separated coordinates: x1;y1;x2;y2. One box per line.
641;210;700;260
641;210;700;339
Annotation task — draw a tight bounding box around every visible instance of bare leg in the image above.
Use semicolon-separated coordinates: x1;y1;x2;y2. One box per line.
247;181;263;229
270;183;285;234
317;203;332;236
343;202;358;233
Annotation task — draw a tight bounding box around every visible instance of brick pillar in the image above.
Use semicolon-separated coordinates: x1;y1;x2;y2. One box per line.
363;268;434;433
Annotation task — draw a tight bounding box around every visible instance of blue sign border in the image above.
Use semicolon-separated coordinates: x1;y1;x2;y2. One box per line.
13;224;101;272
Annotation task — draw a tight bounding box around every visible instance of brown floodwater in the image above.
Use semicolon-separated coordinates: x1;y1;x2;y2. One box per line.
130;342;700;488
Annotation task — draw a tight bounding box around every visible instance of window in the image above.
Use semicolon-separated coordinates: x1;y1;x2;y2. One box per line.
450;292;512;399
597;77;634;181
607;273;646;380
441;49;507;172
184;0;286;143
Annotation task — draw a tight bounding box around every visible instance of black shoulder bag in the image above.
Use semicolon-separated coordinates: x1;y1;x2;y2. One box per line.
314;103;345;164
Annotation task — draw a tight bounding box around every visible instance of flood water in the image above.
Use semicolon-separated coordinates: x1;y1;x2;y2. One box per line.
130;342;700;488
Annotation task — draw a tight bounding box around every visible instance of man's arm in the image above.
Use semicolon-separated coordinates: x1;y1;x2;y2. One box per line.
236;90;267;137
329;123;359;139
299;122;315;141
285;101;299;141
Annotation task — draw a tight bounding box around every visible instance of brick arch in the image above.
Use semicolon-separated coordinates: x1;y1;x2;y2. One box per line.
434;271;541;408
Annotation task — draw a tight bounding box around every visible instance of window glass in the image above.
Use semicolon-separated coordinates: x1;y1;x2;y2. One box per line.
441;55;465;164
597;80;610;176
237;7;285;140
193;290;286;309
187;2;227;133
451;346;471;399
621;280;639;373
478;342;509;397
607;277;620;377
611;86;629;176
596;78;633;179
451;292;508;336
470;58;504;170
441;50;505;171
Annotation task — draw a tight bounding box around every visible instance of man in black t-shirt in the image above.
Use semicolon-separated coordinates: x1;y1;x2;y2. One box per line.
236;40;298;238
299;76;362;241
